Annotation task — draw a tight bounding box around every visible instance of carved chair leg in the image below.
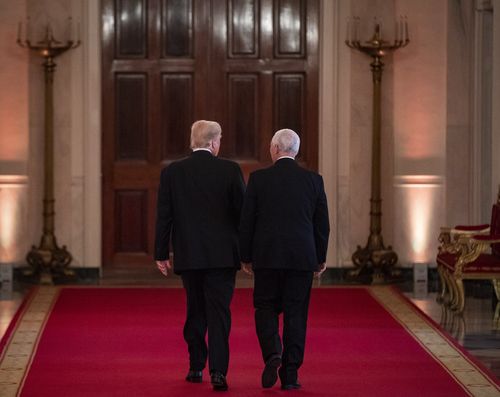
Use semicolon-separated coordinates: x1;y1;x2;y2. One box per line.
443;270;455;307
436;265;447;303
494;302;500;327
448;272;460;309
454;278;466;313
492;279;500;301
439;304;448;327
442;270;451;305
454;312;465;343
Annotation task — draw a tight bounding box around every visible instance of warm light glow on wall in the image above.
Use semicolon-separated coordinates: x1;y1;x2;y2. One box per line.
0;188;17;262
0;177;27;263
399;113;437;160
0;16;29;163
0;192;16;257
408;185;434;262
394;176;443;266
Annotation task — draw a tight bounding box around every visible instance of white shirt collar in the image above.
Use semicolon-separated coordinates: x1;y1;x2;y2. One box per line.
276;156;295;161
192;148;212;153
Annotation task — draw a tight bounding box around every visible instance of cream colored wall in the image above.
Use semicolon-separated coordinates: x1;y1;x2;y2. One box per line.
330;0;500;268
318;0;339;267
0;0;29;264
0;0;100;268
321;0;401;268
492;0;500;200
392;0;447;267
2;0;498;270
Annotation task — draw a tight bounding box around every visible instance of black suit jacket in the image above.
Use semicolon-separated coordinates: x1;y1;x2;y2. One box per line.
239;158;330;271
154;150;245;274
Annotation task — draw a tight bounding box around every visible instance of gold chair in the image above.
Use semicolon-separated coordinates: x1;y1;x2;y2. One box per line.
436;188;500;313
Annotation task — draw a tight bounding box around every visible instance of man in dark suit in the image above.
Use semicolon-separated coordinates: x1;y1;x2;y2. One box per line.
239;128;330;390
154;120;245;391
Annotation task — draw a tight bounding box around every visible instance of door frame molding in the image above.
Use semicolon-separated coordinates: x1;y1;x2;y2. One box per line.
82;0;102;269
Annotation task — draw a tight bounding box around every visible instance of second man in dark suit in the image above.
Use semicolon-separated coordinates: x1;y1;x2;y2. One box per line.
155;120;245;391
239;129;330;390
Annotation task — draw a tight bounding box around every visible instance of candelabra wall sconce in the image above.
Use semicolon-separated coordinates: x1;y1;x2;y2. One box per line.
346;16;409;283
17;18;80;284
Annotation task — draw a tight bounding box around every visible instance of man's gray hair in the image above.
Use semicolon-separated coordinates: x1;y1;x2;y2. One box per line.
190;120;222;149
271;129;300;156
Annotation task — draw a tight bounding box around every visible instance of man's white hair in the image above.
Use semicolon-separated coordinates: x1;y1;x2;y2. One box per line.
271;129;300;156
190;120;222;149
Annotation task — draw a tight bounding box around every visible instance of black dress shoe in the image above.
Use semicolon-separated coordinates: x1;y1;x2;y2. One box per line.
262;354;281;388
281;382;301;390
211;371;228;391
185;370;203;383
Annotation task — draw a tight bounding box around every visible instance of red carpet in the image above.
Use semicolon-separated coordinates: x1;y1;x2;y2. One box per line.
1;287;498;396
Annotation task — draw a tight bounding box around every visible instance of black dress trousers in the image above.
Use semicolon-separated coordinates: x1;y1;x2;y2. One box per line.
253;269;313;383
181;268;236;375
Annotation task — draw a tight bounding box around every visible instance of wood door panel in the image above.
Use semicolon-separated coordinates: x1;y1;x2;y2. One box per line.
116;0;148;58
161;73;194;159
274;73;305;160
228;0;258;57
162;0;194;57
114;190;148;253
274;0;306;57
115;73;148;160
227;74;259;159
102;0;319;267
113;164;163;188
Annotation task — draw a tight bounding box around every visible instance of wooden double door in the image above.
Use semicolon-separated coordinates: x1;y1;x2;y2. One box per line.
102;0;319;267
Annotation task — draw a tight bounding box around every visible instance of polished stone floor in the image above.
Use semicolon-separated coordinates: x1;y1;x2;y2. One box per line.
1;272;499;380
405;284;500;378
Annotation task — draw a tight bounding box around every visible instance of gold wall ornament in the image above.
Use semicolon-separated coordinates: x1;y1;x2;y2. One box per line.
17;18;80;284
346;16;409;283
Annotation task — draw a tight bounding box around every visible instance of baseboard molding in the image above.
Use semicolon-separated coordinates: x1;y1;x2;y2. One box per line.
10;266;496;299
319;267;439;283
13;267;100;285
12;266;438;284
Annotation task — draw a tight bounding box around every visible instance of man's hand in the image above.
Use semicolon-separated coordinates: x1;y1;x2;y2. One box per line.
241;262;253;276
314;262;327;278
156;260;172;277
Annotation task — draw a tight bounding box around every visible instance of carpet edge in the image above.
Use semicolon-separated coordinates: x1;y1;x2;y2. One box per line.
0;288;36;358
0;286;60;397
370;286;499;397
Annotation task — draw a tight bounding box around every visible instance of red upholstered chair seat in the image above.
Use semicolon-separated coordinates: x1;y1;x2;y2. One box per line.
436;252;458;271
463;254;500;273
454;224;490;231
437;252;500;273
